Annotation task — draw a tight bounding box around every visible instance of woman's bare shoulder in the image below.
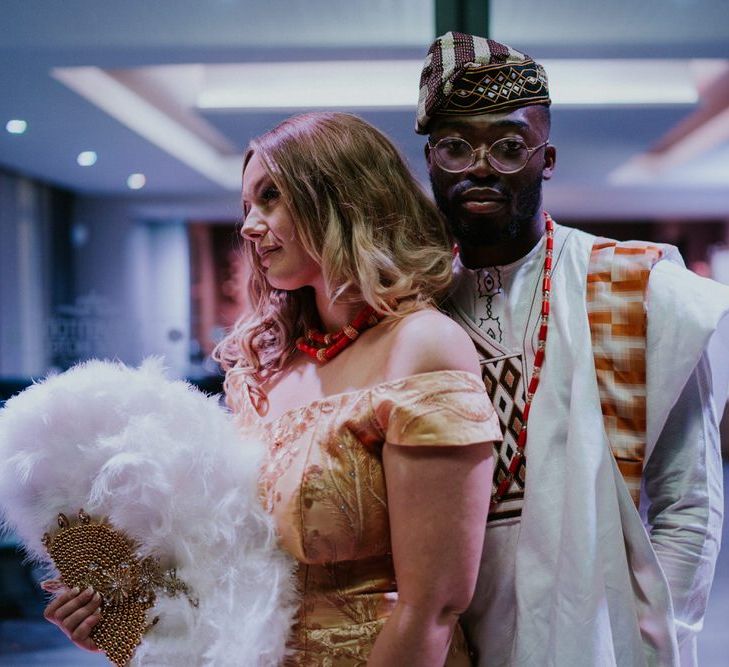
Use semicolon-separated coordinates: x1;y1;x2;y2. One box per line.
384;308;480;379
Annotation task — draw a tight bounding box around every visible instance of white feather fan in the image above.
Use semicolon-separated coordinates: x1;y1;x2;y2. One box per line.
0;359;297;666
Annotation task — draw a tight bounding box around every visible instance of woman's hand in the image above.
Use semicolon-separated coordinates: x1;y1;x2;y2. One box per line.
41;579;103;652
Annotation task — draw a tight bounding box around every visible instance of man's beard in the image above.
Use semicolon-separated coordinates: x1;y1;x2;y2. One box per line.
430;174;543;247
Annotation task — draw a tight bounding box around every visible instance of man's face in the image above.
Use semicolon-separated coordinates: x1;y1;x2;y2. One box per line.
426;106;555;247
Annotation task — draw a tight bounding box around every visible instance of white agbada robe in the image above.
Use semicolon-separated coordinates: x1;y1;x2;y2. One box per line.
449;223;729;667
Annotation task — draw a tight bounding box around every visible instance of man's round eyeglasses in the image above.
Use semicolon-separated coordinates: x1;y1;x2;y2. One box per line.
428;136;550;174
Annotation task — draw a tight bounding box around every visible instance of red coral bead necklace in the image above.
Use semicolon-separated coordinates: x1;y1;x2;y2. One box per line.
296;304;384;363
491;211;554;509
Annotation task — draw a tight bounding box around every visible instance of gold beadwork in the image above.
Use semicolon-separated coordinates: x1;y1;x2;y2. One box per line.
43;509;197;667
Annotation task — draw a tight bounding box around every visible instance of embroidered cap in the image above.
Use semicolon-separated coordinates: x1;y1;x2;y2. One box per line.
415;31;551;134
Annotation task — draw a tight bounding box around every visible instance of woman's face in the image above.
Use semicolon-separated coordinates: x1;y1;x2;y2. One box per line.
241;152;323;292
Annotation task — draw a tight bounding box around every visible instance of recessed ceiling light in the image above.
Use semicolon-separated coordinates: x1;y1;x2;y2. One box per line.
77;151;97;166
127;173;146;190
6;119;27;134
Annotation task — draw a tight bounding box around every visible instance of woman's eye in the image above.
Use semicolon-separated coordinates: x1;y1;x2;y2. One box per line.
261;186;279;202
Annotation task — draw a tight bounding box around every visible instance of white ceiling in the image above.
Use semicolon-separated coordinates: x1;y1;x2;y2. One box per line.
492;0;729;55
1;0;729;219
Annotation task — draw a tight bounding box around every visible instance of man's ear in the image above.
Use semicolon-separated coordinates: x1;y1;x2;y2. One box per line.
424;141;431;164
542;144;557;181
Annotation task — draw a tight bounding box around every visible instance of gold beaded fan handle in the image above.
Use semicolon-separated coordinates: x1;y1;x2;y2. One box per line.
42;509;197;667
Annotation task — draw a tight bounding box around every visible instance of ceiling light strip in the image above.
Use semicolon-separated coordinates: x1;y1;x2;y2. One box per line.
52;66;240;190
194;59;699;110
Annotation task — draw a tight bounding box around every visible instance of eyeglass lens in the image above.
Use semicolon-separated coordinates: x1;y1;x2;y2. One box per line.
433;137;535;174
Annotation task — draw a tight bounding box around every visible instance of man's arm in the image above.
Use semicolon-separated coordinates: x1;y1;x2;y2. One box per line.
642;350;724;665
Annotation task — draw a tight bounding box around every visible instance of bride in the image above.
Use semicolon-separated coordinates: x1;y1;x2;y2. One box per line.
44;111;499;666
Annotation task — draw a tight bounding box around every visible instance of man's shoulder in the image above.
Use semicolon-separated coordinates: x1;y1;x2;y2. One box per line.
553;221;595;243
555;223;683;281
648;259;729;322
553;221;670;256
558;223;683;263
534;221;596;270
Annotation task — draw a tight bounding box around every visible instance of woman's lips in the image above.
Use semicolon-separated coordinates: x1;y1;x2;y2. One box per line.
259;247;281;265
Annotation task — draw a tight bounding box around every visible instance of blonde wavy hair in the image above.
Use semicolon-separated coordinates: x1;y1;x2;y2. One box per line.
213;112;453;410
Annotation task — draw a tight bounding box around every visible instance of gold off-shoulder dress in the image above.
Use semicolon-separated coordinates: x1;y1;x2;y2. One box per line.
246;370;501;666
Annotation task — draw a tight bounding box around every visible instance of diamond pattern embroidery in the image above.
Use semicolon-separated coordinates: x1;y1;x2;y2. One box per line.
481;354;526;522
451;63;547;112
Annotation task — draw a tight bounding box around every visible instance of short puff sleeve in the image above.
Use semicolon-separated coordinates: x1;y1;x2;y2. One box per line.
373;370;502;447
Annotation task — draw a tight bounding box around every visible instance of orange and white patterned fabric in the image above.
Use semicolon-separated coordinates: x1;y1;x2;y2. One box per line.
586;239;664;507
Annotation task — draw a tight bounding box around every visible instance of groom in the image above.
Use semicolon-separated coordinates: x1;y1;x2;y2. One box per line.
417;31;729;666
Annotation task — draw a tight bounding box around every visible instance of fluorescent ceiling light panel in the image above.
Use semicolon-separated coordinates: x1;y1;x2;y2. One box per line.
545;60;698;106
197;61;423;109
195;59;699;110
